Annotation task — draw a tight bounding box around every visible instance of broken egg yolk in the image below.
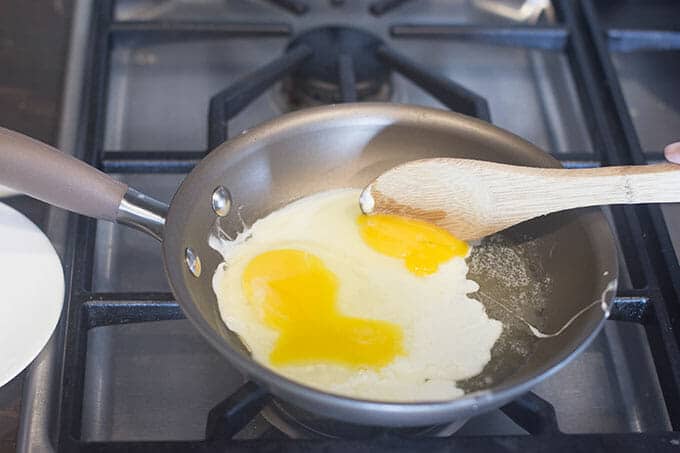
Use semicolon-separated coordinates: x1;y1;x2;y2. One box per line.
357;214;469;276
242;249;403;368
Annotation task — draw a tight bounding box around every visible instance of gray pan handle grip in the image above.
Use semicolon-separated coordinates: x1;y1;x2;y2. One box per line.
0;127;126;220
0;127;167;241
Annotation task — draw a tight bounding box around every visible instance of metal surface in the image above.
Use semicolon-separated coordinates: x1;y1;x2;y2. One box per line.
609;51;680;153
285;27;387;104
208;44;312;148
115;188;168;241
76;320;670;440
184;248;201;278
369;0;416;17
267;0;309;16
80;320;246;441
104;0;591;155
94;174;184;292
17;0;680;451
17;1;92;452
211;186;231;217
9;92;617;431
376;45;490;120
6;101;618;427
162;103;618;426
260;399;468;438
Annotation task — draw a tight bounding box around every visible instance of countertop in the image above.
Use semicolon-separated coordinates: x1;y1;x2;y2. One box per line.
0;1;74;451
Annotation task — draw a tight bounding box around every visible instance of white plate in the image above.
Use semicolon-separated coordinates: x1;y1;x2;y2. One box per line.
0;202;64;387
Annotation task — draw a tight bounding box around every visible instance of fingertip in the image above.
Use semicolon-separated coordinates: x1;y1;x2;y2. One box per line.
664;142;680;164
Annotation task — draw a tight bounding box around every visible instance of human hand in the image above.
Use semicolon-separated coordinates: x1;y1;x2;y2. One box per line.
665;142;680;164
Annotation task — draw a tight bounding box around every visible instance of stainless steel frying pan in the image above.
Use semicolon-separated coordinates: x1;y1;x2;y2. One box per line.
0;103;618;427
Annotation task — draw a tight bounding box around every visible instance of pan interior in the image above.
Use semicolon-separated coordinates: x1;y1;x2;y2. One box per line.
164;105;617;408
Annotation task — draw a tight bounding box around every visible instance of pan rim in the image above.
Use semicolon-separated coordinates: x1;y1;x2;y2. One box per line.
162;102;619;426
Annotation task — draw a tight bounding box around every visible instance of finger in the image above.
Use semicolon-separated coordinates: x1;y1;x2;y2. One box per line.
664;142;680;164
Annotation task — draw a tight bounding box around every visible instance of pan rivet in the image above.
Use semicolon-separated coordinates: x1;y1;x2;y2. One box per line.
185;248;202;278
211;186;232;217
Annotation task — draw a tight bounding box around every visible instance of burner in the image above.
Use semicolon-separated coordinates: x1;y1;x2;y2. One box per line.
262;399;467;439
212;24;489;146
284;26;392;106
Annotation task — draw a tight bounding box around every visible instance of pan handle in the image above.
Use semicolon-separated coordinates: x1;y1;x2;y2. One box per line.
0;127;167;241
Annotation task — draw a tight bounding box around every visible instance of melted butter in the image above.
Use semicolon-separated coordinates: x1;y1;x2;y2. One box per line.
357;214;468;276
242;249;403;368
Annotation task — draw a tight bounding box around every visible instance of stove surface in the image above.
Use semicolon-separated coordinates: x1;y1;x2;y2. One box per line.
15;0;680;452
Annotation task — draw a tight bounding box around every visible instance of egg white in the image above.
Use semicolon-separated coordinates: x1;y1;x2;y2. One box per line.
211;189;502;402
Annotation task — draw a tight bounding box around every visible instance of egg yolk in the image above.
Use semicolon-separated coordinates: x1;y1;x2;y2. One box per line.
357;214;468;276
242;249;403;368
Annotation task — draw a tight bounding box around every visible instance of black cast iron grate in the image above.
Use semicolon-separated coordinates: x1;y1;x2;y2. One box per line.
266;0;418;17
54;0;680;451
207;24;489;149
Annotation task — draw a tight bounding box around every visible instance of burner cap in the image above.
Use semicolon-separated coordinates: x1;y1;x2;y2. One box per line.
285;26;391;105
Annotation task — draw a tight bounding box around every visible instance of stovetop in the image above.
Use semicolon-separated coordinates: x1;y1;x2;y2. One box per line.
15;0;680;451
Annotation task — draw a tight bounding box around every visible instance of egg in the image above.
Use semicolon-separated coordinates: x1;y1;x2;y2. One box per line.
211;189;502;402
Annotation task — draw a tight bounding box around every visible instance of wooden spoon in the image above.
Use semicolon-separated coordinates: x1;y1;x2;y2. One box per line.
359;158;680;241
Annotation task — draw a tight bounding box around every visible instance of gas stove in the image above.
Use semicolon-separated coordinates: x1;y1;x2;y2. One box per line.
17;0;680;451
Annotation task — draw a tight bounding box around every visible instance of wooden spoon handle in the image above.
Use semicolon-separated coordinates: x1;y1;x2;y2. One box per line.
503;163;680;220
460;162;680;228
527;163;680;208
362;159;680;240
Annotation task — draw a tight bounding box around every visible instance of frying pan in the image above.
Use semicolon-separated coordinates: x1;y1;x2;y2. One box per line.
0;103;617;427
